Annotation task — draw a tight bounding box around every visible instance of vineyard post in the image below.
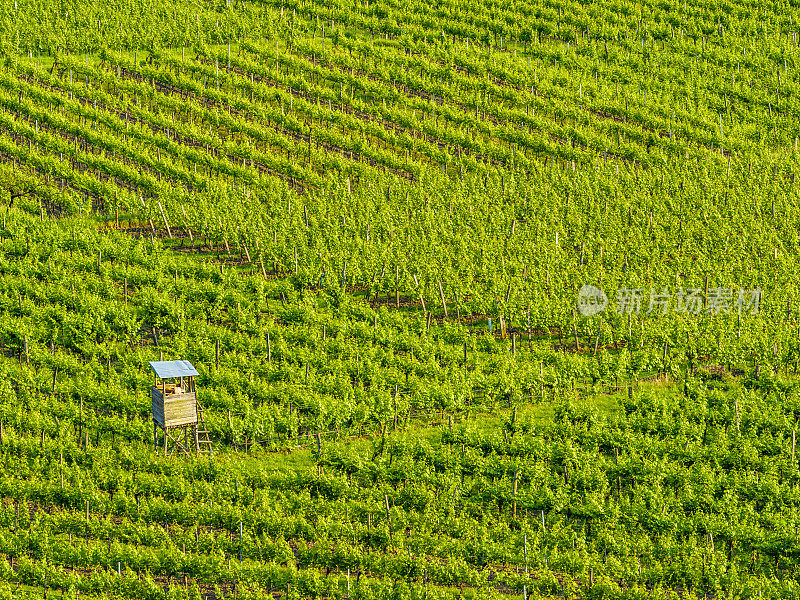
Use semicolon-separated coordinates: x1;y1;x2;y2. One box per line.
375;424;387;460
384;494;392;541
735;400;740;432
572;311;580;351
180;205;194;247
393;385;398;431
438;279;448;318
512;470;518;517
594;325;601;355
413;275;426;316
540;363;545;400
157;202;172;239
524;533;528;574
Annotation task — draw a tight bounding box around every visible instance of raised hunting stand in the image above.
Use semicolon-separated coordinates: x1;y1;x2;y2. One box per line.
149;360;212;456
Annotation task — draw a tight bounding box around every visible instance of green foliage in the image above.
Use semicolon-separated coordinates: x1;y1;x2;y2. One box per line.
2;0;800;596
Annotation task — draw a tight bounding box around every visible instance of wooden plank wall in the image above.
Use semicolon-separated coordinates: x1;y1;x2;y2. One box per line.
164;393;197;427
152;389;197;428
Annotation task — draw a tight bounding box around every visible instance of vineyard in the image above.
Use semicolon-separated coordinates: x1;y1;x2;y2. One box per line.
1;0;800;597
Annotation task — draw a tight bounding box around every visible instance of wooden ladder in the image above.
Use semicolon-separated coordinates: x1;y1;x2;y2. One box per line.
195;401;214;456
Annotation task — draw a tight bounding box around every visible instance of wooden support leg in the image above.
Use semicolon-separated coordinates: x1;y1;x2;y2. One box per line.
153;421;157;453
164;427;193;456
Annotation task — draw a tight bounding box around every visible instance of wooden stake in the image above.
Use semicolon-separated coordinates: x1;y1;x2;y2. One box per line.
384;494;392;540
438;279;448;318
393;385;398;430
512;470;519;518
157;202;172;238
180;204;194;245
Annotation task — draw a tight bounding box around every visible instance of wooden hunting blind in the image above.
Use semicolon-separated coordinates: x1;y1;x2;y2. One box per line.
149;360;212;456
